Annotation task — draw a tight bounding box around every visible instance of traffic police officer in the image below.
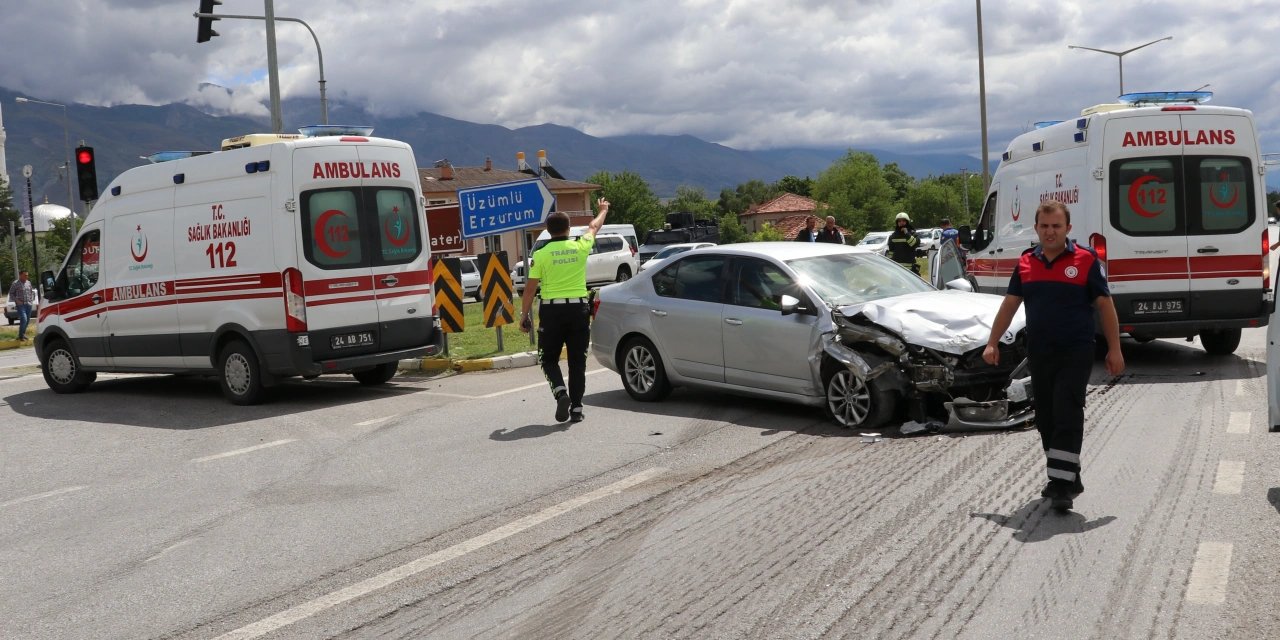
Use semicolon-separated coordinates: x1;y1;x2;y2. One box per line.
519;197;611;423
887;212;920;273
983;200;1124;512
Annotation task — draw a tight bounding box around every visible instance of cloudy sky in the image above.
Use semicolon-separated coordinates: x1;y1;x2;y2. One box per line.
3;0;1279;159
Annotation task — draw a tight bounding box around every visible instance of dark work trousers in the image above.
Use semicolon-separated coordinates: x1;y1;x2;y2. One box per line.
537;302;591;406
1027;349;1093;493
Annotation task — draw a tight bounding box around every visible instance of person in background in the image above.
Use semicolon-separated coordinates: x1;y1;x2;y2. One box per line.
794;216;820;243
7;270;35;341
940;218;960;245
817;216;844;244
886;212;920;273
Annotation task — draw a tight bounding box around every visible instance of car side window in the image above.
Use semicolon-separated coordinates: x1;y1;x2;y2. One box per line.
653;255;727;303
60;229;102;298
732;258;796;309
460;259;477;274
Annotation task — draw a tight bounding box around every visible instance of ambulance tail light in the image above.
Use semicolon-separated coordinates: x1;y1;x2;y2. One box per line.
1263;228;1271;290
283;267;308;332
1089;233;1107;264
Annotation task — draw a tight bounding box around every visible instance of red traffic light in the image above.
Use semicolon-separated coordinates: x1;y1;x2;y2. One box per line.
77;148;95;165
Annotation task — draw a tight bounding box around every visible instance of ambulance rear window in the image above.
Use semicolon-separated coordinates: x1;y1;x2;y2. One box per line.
1111;158;1181;235
1190;157;1253;233
302;189;365;269
373;188;421;265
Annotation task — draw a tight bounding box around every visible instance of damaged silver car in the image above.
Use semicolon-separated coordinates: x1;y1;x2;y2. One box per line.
590;241;1034;429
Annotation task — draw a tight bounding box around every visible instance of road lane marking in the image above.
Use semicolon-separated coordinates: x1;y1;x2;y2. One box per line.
1235;380;1247;397
422;369;608;400
192;439;297;463
0;485;87;510
1186;542;1233;604
1227;412;1251;434
214;466;667;640
1212;460;1245;495
355;415;398;427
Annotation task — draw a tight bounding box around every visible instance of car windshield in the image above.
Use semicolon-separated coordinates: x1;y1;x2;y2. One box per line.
654;245;694;260
787;252;933;306
859;234;887;245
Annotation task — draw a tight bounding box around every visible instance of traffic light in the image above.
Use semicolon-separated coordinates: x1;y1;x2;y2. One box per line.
196;0;222;43
75;146;99;202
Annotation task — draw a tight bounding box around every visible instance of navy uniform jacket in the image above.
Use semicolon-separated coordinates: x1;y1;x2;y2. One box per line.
1007;239;1110;355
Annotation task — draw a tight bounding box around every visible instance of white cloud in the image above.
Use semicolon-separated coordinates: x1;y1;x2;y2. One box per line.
1;0;1278;157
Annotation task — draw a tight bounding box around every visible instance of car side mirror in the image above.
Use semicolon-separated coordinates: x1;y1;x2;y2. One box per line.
944;278;974;292
779;294;801;316
40;270;62;300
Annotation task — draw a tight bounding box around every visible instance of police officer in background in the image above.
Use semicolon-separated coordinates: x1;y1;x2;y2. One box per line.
887;212;920;273
519;197;611;423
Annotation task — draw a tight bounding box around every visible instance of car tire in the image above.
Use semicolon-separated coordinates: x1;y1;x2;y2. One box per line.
615;266;632;282
40;339;96;394
1199;328;1241;356
620;336;671;401
824;365;896;429
218;339;267;405
353;362;398;385
474;290;484;302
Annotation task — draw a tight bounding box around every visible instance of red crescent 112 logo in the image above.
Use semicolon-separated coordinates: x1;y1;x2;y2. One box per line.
314;209;352;259
131;224;149;262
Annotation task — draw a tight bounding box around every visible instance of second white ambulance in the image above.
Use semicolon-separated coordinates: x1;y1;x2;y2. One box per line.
35;128;443;404
966;91;1271;355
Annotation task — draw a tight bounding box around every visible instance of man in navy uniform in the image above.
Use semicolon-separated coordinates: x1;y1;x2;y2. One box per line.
983;200;1124;512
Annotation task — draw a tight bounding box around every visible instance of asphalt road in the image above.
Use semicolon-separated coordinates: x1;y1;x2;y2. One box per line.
1;329;1277;639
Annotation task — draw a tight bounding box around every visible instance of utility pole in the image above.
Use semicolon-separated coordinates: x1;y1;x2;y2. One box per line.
264;0;283;133
976;0;991;194
961;168;971;221
23;167;39;290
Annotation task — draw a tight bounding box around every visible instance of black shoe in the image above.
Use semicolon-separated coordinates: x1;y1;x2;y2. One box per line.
569;406;584;423
1040;483;1053;498
1051;495;1074;512
555;394;571;422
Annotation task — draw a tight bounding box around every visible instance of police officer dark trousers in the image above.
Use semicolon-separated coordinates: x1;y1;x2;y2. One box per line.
984;200;1124;512
520;198;612;423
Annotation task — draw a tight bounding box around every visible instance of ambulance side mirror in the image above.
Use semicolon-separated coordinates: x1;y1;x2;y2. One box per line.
41;270;61;301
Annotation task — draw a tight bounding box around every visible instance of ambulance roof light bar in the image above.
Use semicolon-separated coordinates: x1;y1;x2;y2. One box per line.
143;151;213;164
220;133;304;151
1117;90;1213;105
298;125;374;137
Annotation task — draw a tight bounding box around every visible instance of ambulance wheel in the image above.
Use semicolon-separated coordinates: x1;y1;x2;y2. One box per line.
1199;328;1241;356
353;362;398;385
620;336;671;401
41;339;95;394
615;266;632;282
823;362;895;429
218;340;266;405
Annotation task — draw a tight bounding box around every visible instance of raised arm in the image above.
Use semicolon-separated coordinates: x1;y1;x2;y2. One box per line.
587;197;610;237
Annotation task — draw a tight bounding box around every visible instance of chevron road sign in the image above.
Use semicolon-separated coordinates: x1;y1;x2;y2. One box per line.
479;251;514;328
431;257;464;333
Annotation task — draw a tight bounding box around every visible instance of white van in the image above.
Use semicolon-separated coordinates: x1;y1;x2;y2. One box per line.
966;92;1271;355
35;132;443;404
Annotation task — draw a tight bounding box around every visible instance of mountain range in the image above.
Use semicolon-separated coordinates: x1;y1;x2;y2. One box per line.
0;86;1024;207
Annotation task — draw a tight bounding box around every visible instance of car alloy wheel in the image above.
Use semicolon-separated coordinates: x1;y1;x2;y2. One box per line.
625;344;656;393
826;368;873;428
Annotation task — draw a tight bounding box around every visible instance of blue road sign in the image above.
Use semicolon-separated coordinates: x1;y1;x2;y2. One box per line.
458;178;556;239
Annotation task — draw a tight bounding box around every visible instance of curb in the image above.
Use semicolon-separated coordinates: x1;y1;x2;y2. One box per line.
0;339;29;352
398;350;541;375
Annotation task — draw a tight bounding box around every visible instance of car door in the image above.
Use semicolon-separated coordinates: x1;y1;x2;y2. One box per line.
930;239;970;290
647;254;728;382
721;257;820;395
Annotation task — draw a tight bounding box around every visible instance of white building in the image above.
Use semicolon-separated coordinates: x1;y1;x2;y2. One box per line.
31;202;71;233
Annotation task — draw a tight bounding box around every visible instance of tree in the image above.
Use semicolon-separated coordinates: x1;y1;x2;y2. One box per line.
749;222;784;242
881;162;913;204
0;182;19;243
903;179;964;228
932;172;985;225
775;175;813;197
585;170;664;238
718;212;748;244
812;151;896;240
665;185;718;219
716;179;777;216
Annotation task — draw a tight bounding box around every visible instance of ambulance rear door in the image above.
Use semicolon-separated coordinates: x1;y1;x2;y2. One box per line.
293;143;382;360
1178;113;1265;323
1103;114;1191;324
357;142;432;352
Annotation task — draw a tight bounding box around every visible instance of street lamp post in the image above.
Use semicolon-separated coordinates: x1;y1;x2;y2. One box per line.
14;97;75;219
975;0;990;194
1068;36;1173;96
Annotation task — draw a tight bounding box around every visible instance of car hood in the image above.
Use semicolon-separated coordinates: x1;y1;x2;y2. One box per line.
836;290;1026;355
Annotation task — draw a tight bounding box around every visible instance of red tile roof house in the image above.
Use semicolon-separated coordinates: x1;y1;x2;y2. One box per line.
739;194;850;241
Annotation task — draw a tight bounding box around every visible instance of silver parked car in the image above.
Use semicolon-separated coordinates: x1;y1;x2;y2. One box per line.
591;241;1032;429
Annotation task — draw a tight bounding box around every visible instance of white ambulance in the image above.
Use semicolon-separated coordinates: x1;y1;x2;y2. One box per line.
965;91;1271;355
34;128;443;404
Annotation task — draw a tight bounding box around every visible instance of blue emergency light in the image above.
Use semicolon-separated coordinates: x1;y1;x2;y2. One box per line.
1118;91;1213;105
298;125;375;137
